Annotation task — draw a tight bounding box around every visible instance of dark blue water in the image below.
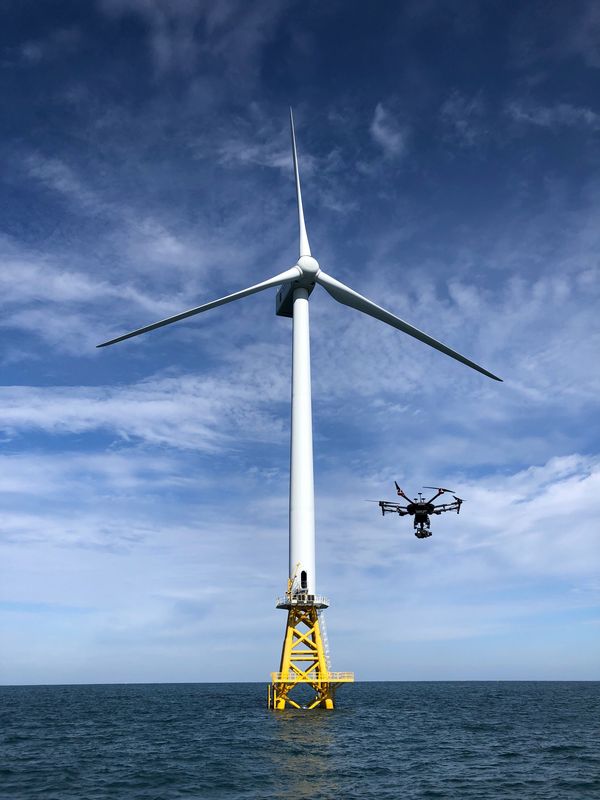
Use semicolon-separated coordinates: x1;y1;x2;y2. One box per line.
1;682;598;799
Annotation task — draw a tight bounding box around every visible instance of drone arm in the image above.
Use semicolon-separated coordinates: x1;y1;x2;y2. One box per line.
394;481;412;503
97;266;302;347
432;499;463;514
426;489;445;503
316;270;502;381
379;501;409;516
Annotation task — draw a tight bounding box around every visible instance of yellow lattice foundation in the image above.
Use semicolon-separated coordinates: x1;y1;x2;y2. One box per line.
268;600;353;710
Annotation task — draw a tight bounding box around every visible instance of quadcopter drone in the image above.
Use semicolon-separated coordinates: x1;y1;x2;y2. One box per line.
377;482;463;538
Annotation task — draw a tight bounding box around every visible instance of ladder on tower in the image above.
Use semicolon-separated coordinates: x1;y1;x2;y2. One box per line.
317;609;332;671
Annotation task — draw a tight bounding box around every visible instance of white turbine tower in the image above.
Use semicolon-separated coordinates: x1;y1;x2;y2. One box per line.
98;110;501;710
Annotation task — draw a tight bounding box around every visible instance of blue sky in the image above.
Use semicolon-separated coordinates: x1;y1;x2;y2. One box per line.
1;0;599;684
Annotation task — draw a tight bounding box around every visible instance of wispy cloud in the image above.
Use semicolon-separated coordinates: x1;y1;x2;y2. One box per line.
507;100;600;130
20;147;292;289
25;154;108;212
440;90;487;145
212;110;306;173
99;0;288;77
316;453;600;599
0;235;181;353
3;447;597;680
217;138;292;170
0;238;165;310
508;1;600;72
0;352;290;450
0;451;186;496
2;1;600;682
558;0;600;69
14;26;81;66
369;103;409;159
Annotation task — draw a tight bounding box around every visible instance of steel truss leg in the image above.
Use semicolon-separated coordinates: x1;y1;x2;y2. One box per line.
269;606;336;710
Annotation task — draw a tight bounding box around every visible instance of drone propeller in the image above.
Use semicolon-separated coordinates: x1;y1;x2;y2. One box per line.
448;495;463;514
423;486;455;493
394;481;412;502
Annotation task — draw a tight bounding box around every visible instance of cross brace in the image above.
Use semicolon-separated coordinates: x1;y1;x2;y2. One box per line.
268;604;353;710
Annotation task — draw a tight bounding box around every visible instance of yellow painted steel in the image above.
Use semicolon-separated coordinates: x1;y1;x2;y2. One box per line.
268;604;354;710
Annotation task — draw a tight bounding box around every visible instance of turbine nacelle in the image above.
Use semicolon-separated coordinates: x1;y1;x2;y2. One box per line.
276;257;320;317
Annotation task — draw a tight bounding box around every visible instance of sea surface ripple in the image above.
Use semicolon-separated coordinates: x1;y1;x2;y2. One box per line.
1;682;598;799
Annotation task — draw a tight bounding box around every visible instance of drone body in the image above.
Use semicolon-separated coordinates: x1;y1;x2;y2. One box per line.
378;482;463;538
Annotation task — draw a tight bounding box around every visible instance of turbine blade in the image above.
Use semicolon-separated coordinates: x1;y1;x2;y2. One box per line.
316;271;502;381
289;108;311;258
97;266;301;348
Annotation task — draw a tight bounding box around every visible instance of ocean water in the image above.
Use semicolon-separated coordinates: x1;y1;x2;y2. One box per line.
1;682;598;799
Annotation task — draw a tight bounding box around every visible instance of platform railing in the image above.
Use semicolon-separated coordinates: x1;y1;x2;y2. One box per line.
271;671;354;683
275;594;329;608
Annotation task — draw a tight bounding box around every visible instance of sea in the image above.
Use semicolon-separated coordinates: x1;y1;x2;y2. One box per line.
1;682;598;799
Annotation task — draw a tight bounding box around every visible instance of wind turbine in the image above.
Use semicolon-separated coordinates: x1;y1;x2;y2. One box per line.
98;110;501;710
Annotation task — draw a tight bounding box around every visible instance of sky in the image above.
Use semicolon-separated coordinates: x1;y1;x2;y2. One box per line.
1;0;599;684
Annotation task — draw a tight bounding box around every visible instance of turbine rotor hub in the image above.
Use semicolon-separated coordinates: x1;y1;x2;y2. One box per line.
297;255;320;278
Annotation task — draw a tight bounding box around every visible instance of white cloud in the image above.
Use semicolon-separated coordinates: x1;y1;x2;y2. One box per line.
24;154;199;273
21;150;283;290
0;353;290;450
0;451;183;496
0;235;184;353
25;154;104;210
0;240;167;311
4;254;596;460
100;0;215;74
562;0;600;69
18;27;81;65
217;138;295;171
2;446;598;681
440;90;486;144
99;0;287;77
308;259;600;413
315;453;600;611
369;103;408;159
204;105;320;178
3;21;600;681
507;101;600;130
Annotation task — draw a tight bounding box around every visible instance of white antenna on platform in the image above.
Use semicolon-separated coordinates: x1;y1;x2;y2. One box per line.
98;109;501;708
